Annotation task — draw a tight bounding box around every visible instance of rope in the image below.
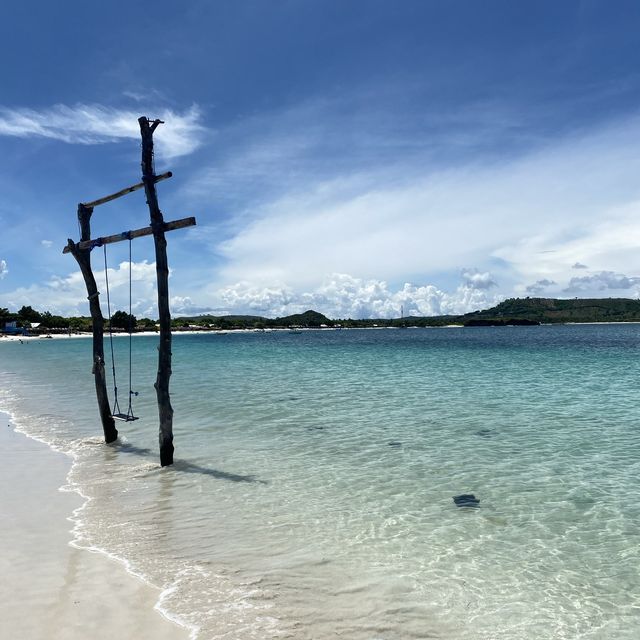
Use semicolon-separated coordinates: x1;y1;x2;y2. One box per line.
126;237;137;419
103;244;121;417
102;240;138;421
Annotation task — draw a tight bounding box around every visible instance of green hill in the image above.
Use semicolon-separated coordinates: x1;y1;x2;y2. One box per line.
462;297;640;325
168;298;640;330
173;309;333;329
6;298;640;334
276;310;332;327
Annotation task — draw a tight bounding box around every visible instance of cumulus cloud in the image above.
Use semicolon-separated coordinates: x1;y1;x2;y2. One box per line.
495;197;640;293
2;261;159;317
219;282;296;316
564;270;640;293
461;268;497;290
1;262;503;319
525;278;556;294
0;259;7;279
217;271;502;319
0;103;206;159
169;296;216;316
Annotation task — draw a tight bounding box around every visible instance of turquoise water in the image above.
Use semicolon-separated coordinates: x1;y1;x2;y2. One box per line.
1;325;640;638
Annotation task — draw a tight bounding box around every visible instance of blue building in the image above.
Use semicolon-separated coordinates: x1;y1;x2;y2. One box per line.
2;321;27;336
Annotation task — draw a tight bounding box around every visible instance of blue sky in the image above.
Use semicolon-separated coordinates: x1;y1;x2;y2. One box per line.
2;1;640;319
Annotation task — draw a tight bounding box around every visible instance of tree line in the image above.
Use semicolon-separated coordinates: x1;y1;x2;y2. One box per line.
0;305;153;332
5;298;640;334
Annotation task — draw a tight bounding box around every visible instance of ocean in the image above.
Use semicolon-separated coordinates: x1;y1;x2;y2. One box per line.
1;325;639;639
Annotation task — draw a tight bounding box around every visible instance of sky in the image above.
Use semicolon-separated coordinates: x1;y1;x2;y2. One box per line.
2;1;640;320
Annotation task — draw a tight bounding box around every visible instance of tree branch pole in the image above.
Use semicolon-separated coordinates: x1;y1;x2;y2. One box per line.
139;116;174;466
66;204;118;443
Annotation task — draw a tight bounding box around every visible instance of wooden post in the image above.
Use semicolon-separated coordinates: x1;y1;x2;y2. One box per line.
66;204;118;443
62;118;195;464
139;117;174;466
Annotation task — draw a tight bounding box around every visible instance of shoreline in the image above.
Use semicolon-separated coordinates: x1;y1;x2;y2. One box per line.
4;320;640;344
0;410;191;640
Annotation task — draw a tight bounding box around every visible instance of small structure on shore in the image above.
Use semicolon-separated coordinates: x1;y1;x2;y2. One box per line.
1;321;27;336
63;118;196;466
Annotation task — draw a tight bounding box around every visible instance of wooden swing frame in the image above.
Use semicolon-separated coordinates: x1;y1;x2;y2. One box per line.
63;117;196;466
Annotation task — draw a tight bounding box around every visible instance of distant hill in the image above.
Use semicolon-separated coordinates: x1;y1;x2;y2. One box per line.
174;309;333;329
172;298;640;330
461;297;640;325
277;310;331;327
10;298;640;336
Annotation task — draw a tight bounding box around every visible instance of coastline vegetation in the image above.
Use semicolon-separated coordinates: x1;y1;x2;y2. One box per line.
3;297;640;335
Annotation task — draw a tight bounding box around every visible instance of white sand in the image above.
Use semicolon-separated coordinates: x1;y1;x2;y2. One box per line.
0;413;190;640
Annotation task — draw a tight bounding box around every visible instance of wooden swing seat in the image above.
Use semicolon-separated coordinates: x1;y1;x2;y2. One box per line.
112;413;139;422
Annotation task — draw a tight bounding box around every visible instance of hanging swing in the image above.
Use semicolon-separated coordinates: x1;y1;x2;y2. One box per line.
103;235;139;422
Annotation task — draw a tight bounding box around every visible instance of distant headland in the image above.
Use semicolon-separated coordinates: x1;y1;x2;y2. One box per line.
4;297;640;335
189;297;640;329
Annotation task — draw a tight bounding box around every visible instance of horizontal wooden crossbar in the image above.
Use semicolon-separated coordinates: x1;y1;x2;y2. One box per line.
63;217;196;253
82;172;172;208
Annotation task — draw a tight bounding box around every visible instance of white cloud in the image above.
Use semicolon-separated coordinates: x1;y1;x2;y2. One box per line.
1;265;502;319
525;279;556;294
0;104;206;159
122;88;168;104
497;198;640;293
216;272;502;319
180;93;534;214
213;171;506;291
41;240;53;248
189;110;640;303
564;270;640;294
461;268;497;290
219;282;296;316
6;102;640;319
0;260;499;318
169;296;216;316
2;261;159;317
0;259;7;279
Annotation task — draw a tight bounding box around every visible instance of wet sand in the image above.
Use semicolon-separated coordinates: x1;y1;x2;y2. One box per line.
0;412;190;640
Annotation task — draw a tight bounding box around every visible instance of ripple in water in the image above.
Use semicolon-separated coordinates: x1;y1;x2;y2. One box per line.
1;325;640;638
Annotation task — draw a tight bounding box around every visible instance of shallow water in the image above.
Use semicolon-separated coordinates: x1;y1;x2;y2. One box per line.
1;325;640;638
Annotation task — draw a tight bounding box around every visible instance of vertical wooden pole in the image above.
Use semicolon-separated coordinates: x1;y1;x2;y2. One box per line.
139;117;174;466
66;204;118;443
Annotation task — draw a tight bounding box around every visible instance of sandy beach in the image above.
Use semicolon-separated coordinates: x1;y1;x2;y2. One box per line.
0;411;190;640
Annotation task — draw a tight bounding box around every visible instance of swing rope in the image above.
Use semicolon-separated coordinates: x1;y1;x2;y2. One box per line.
125;235;139;420
103;239;138;422
103;244;121;417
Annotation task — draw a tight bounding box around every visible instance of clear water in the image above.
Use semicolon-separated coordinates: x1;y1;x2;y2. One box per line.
1;325;640;639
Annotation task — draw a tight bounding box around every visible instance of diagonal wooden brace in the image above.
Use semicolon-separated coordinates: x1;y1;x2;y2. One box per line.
81;172;172;208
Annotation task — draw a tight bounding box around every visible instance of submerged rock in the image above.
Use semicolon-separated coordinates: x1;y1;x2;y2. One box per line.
453;494;480;507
